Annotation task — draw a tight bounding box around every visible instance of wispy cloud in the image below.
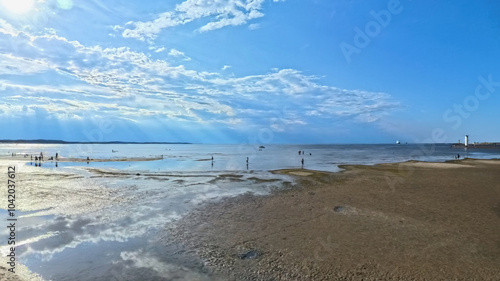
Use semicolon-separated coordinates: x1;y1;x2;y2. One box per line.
121;0;284;42
153;47;166;53
248;23;261;30
0;16;400;138
168;48;191;61
0;54;54;75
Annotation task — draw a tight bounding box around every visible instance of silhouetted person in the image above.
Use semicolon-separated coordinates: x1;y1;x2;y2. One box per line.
301;158;304;168
56;153;58;160
457;154;460;159
35;156;38;161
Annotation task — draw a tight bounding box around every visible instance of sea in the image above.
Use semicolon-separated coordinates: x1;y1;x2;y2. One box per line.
1;143;498;172
0;143;499;280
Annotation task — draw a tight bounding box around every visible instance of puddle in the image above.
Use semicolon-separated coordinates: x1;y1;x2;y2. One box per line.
19;234;211;281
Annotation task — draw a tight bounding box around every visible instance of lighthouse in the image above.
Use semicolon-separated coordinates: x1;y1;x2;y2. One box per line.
465;135;469;147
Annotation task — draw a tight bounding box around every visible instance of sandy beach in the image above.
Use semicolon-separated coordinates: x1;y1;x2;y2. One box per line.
170;159;500;280
1;155;499;280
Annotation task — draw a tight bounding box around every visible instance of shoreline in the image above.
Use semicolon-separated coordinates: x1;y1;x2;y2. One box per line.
168;158;500;280
0;155;163;163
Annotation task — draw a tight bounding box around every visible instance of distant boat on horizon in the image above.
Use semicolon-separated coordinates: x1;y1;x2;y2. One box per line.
396;140;401;145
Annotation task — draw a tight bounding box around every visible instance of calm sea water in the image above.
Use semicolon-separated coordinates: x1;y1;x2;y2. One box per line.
1;143;499;280
2;143;499;172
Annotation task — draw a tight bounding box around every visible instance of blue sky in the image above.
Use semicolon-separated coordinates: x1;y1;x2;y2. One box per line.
1;0;499;144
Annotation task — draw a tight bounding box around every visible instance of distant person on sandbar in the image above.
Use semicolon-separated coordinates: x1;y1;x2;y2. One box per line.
457;154;460;159
301;158;304;168
56;153;59;160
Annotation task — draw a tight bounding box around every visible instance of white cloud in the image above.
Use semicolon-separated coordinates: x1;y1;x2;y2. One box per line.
0;54;54;75
248;23;261;30
0;18;400;133
121;0;284;41
168;48;191;61
0;19;20;36
154;47;166;53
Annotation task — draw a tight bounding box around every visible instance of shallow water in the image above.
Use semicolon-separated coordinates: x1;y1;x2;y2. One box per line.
3;143;500;172
0;158;292;280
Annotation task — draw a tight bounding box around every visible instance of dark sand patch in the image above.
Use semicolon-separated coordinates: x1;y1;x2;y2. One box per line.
212;174;245;182
247;177;281;183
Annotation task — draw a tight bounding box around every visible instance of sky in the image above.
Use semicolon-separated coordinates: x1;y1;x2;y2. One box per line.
0;0;499;144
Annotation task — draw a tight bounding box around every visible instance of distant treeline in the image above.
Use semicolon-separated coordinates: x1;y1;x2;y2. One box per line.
0;139;191;144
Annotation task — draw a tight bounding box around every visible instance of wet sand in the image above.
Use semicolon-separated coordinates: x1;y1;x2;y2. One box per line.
0;157;290;280
170;159;500;280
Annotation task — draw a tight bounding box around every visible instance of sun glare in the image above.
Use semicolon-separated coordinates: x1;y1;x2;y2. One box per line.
1;0;35;14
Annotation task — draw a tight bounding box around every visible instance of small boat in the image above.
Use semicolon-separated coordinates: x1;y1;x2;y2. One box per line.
259;146;265;149
112;150;118;153
396;140;401;145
